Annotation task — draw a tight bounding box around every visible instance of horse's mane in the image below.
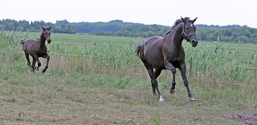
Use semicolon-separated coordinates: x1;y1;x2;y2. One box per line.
165;17;190;35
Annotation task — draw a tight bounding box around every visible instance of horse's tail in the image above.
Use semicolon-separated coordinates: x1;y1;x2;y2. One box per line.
20;40;25;45
136;45;142;56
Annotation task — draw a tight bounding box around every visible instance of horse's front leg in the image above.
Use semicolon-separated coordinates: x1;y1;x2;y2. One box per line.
164;61;176;94
34;56;41;71
42;54;50;73
170;69;176;94
180;63;196;101
31;57;37;73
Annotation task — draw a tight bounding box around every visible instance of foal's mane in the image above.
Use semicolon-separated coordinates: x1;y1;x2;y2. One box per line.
165;17;190;36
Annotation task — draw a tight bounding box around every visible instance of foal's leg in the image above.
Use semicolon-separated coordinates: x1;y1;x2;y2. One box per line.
34;55;41;71
37;59;41;69
31;57;37;73
42;54;50;73
180;63;196;101
25;53;31;67
164;61;177;94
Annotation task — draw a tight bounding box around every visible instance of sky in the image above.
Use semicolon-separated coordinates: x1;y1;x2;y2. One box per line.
1;0;257;28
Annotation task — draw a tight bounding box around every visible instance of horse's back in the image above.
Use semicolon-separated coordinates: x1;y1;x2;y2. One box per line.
144;36;163;45
23;39;40;47
22;39;41;53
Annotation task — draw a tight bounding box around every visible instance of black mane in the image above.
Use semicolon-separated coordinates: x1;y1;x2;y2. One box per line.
165;17;190;35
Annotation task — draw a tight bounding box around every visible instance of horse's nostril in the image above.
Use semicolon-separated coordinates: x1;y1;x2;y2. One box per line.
192;40;198;43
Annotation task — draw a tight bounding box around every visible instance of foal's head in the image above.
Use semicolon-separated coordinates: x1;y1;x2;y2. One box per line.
41;26;52;44
181;17;198;47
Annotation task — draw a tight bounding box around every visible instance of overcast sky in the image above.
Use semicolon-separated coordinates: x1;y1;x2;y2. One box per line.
1;0;257;28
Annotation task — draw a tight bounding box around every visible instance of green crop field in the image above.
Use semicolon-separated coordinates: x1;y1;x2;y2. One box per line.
0;30;256;124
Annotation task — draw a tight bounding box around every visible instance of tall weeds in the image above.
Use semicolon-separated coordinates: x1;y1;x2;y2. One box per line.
185;42;257;85
0;32;256;111
0;30;28;51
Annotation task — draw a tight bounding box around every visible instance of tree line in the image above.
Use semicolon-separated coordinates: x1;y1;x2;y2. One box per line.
0;19;76;34
90;26;171;38
197;25;257;43
88;21;257;44
1;19;257;43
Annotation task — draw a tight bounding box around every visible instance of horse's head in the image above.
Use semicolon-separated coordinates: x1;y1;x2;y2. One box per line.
41;26;52;44
181;17;198;47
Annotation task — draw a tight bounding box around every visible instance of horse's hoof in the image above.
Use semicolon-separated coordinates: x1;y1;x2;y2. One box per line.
170;91;175;94
170;87;175;94
189;97;196;101
34;67;39;71
159;100;165;103
159;95;165;102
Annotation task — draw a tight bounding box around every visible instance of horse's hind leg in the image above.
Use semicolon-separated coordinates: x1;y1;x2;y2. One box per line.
143;62;164;102
42;54;50;73
25;53;31;67
153;68;164;102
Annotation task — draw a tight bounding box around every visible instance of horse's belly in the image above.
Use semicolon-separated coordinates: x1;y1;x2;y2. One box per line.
146;56;165;68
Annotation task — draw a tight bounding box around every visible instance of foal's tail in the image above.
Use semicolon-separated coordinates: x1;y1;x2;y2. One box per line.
20;40;25;45
136;45;142;56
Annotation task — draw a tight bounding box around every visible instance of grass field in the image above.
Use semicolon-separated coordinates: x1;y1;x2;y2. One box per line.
0;31;256;124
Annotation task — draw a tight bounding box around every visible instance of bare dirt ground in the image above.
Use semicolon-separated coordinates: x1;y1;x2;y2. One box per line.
224;113;257;125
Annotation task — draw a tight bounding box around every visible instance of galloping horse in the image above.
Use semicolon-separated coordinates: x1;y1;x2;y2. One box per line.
20;26;51;73
136;17;198;102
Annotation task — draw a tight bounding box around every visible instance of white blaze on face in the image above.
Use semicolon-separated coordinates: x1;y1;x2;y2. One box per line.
190;24;193;27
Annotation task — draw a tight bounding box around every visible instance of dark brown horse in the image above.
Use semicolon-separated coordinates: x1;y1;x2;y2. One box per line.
20;26;52;73
136;17;198;102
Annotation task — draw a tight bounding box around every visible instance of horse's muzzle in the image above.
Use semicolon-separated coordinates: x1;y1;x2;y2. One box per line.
191;40;198;47
47;39;51;44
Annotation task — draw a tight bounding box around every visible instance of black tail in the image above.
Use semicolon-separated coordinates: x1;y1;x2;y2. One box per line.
20;40;25;45
136;45;142;56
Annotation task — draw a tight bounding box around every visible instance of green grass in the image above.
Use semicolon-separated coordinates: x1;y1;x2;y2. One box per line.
0;31;256;124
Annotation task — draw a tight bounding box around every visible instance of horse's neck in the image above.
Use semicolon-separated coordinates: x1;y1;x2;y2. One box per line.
166;23;184;48
39;36;46;48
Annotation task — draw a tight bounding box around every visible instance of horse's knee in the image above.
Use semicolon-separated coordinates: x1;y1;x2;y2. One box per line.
171;67;176;74
45;55;50;60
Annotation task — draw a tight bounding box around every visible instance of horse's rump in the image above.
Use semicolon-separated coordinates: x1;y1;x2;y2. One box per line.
138;36;165;68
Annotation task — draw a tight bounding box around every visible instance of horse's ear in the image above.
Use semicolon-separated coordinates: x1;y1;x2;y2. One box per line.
48;27;51;30
192;17;198;23
41;26;44;30
181;17;186;23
